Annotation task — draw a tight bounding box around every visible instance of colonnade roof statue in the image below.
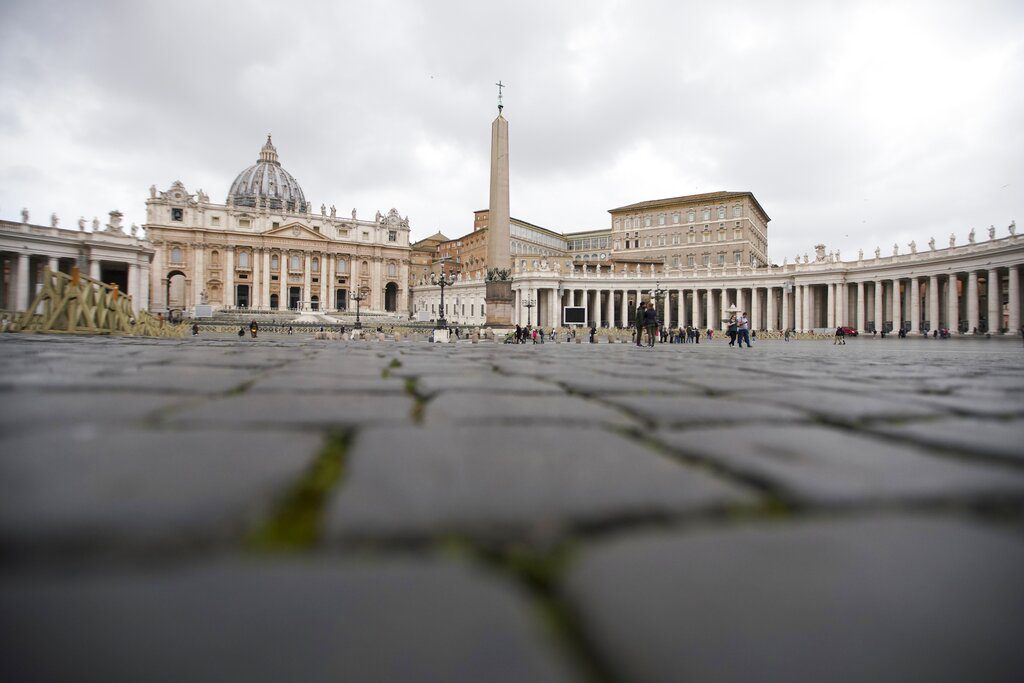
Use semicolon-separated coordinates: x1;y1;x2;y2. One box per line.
227;135;308;213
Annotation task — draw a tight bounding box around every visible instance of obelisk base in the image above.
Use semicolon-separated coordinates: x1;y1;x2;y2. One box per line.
485;281;514;327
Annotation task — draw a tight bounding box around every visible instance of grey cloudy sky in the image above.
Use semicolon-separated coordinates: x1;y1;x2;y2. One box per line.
2;0;1021;261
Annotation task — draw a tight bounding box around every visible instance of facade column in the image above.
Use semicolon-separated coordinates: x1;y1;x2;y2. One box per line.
781;287;790;331
251;249;261;309
910;277;921;334
151;245;165;311
89;258;101;281
826;282;835;329
967;271;979;333
303;252;312;311
128;263;140;314
140;260;150;312
804;285;813;331
224;248;234;308
892;279;902;333
262;250;271;311
605;288;614;328
324;252;334;312
591;288;601;327
874;280;883;333
1008;266;1020;335
855;282;865;333
928;276;939;333
690;289;699;328
15;253;30;311
193;243;205;308
48;256;59;274
676;289;685;330
619;289;628;328
947;274;959;334
987;268;1000;333
766;287;776;331
838;283;848;326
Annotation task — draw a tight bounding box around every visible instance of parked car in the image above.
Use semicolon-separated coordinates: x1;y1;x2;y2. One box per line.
837;326;858;336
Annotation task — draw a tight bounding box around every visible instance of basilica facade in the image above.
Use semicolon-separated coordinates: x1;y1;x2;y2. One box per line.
145;136;412;316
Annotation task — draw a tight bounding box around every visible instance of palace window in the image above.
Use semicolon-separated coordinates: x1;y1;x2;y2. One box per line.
688;255;695;267
733;205;742;218
734;229;742;239
703;254;710;266
672;256;680;267
672;233;680;245
687;210;695;223
718;253;726;265
362;232;369;241
238;251;250;268
272;222;279;228
658;215;665;226
734;251;742;264
170;247;182;263
337;258;347;273
388;230;398;242
271;255;279;269
290;255;300;270
702;232;709;243
644;216;652;227
687;233;694;244
718;207;726;219
312;257;319;272
702;209;710;221
673;213;680;224
625;219;631;229
171;208;183;222
718;230;725;242
387;263;397;277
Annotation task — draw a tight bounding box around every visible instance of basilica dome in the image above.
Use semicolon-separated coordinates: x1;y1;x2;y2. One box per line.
227;135;307;212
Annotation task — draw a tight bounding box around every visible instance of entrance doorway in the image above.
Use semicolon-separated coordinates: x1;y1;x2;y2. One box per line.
270;293;279;310
310;295;319;311
336;288;347;310
289;287;301;310
385;282;398;312
236;284;250;308
100;262;128;293
167;271;187;310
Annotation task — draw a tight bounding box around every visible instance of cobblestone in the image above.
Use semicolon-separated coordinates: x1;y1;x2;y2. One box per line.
1;333;1022;681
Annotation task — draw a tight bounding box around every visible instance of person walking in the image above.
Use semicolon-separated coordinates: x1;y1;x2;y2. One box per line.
191;323;199;336
634;302;646;347
249;320;259;339
737;311;751;348
726;314;738;346
643;303;658;347
834;325;846;345
589;325;597;343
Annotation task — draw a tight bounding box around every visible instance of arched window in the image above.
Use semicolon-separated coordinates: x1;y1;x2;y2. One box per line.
362;261;369;276
237;251;249;268
312;257;319;272
290;254;300;270
271;255;279;270
337;258;347;273
687;210;695;223
211;250;220;265
702;209;711;221
718;207;726;219
170;247;182;263
387;262;397;277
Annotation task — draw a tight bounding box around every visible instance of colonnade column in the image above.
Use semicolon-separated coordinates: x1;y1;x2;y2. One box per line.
826;283;835;329
928;276;939;333
948;274;959;334
751;287;760;330
856;282;865;333
766;287;776;331
89;257;101;281
676;289;685;330
873;280;883;333
1008;267;1020;336
151;246;165;311
251;249;261;309
705;288;715;331
781;287;790;331
128;263;140;314
192;244;204;308
794;285;802;332
620;290;628;329
691;289;700;328
140;260;150;312
987;269;1000;333
967;271;979;333
839;283;848;326
302;252;312;311
910;277;921;334
592;289;602;327
892;279;902;333
605;288;614;328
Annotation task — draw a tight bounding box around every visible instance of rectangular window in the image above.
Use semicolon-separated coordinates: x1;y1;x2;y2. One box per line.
362;232;369;241
211;216;220;226
272;222;279;228
238;219;250;228
703;254;710;266
171;208;183;222
734;251;742;264
388;230;398;242
718;253;726;265
688;255;695;267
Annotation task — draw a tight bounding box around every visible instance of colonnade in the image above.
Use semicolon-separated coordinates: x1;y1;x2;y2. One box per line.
506;263;1022;335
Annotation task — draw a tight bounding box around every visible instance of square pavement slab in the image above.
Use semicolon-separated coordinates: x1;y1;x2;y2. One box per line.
0;428;322;553
564;515;1024;683
326;425;755;543
0;558;579;683
654;424;1024;506
868;417;1024;464
172;392;415;429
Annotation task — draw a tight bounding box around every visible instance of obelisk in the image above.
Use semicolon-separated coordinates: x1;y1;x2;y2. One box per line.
485;81;514;326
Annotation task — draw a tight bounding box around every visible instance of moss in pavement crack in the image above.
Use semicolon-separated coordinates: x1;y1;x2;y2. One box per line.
247;430;353;553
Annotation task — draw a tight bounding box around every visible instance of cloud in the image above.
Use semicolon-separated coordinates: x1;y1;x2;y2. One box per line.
1;0;1021;261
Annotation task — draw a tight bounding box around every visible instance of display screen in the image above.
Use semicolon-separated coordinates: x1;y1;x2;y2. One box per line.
563;306;587;324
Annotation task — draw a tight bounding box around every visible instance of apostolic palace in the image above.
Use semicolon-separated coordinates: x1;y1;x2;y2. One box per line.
1;107;1022;336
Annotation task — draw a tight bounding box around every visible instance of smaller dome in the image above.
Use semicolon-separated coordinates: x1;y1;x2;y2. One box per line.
227;135;307;212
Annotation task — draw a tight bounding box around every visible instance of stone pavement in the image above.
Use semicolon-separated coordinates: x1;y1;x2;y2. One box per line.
1;333;1023;682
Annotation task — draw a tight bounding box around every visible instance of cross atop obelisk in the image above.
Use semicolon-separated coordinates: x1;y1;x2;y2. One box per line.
495;80;506;113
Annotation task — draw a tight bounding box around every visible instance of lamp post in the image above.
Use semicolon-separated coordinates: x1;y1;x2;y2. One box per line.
523;295;536;326
351;286;369;329
651;281;667;340
431;269;456;329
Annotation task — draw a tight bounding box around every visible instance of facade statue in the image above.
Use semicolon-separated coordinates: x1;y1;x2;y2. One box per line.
1010;220;1017;236
814;244;826;262
351;208;357;219
130;223;139;237
928;237;935;251
330;205;336;218
320;204;326;216
78;217;86;231
21;208;29;223
874;246;881;259
835;249;841;261
375;210;382;222
783;257;788;266
949;233;956;247
200;289;208;304
892;243;899;256
857;248;863;261
803;253;809;264
988;225;996;240
908;240;916;254
149;184;157;198
50;213;59;228
968;228;976;244
92;217;100;231
197;189;209;203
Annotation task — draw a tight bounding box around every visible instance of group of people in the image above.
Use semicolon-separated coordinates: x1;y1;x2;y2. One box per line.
725;312;753;348
512;324;558;344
